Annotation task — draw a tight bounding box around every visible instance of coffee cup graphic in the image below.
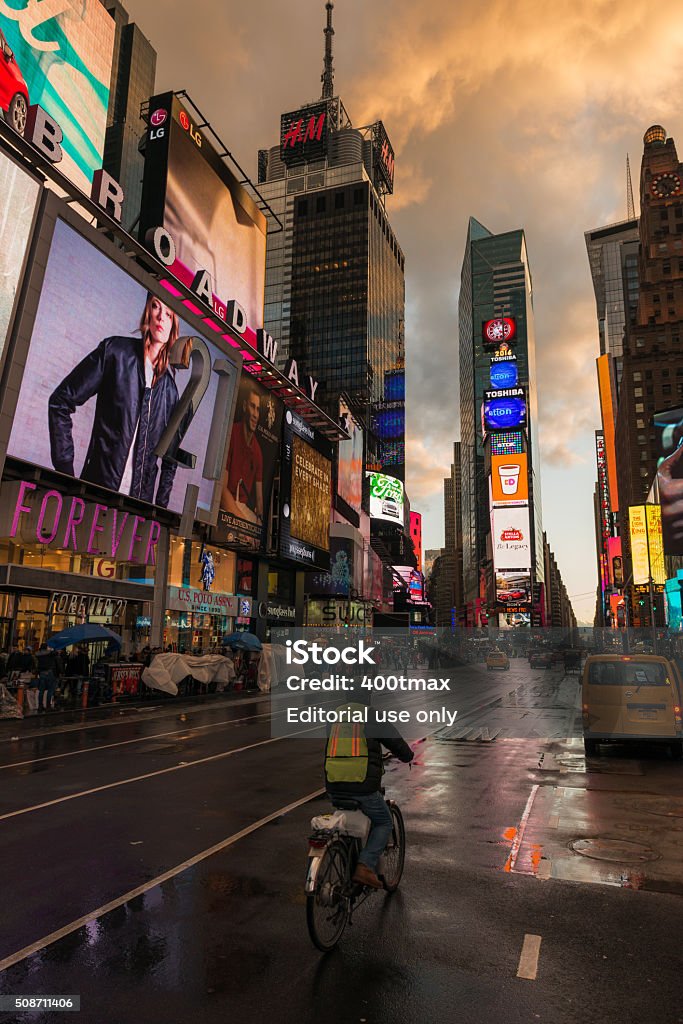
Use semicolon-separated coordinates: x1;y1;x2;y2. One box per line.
498;463;521;495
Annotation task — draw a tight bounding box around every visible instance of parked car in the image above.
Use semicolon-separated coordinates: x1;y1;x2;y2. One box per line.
582;654;683;757
0;29;29;135
486;649;510;671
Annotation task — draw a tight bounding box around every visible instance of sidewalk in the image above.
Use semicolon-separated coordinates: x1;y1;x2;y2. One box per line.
0;688;270;742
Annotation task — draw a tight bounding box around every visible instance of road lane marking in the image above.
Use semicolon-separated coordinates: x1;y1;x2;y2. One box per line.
504;785;539;873
517;934;542;979
0;730;319;822
0;709;280;770
0;786;326;973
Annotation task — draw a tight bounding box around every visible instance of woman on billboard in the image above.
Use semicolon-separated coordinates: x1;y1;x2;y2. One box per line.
48;293;191;508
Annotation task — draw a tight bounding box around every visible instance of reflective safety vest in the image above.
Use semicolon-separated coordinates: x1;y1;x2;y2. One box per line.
324;703;369;784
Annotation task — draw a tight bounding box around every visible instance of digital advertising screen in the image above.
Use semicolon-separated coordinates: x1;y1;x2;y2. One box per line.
653;404;683;555
492;505;532;571
482;318;517;347
6;215;239;519
489;359;518;389
0;149;39;366
0;2;114;190
496;571;532;607
368;472;404;524
484;388;527;432
214;371;283;551
629;504;666;586
280;411;332;569
491;453;529;505
306;536;354;596
337;398;363;513
490;431;525;457
372;120;395;194
140;93;267;333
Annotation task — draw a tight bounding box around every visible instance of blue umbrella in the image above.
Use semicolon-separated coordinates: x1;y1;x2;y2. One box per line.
224;632;262;652
47;623;123;650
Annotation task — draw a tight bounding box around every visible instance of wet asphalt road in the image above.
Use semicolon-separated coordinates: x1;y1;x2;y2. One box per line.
1;659;683;1024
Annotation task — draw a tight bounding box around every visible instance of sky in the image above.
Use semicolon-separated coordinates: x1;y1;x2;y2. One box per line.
123;0;683;625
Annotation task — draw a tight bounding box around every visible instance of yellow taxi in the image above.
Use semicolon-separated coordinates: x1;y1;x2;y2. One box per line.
486;649;510;672
582;654;683;757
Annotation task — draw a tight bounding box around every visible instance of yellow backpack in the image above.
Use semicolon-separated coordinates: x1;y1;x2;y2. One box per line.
324;703;369;784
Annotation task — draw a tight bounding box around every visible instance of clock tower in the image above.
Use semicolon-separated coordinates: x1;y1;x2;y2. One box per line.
615;125;683;616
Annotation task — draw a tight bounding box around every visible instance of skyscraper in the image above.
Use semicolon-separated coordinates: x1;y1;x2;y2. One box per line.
458;219;544;624
617;127;683;516
255;3;405;478
585;218;639;364
102;0;156;230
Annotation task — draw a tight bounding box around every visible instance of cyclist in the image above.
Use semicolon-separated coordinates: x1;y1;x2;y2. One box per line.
324;693;414;890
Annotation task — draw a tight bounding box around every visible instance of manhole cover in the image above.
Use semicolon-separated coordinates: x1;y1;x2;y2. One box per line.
569;837;660;864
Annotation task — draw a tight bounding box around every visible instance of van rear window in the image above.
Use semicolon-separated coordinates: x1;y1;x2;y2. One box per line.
588;662;668;686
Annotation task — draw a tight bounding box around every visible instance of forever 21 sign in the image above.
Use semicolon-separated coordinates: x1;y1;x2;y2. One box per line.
49;593;127;620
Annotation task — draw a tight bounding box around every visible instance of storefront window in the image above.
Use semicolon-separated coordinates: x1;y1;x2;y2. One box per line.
268;570;295;602
168;538;236;593
0;539;155;584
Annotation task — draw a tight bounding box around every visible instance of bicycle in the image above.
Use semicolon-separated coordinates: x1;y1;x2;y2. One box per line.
305;788;406;951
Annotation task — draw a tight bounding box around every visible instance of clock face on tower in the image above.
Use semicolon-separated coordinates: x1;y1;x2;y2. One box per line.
650;172;682;198
483;318;517;346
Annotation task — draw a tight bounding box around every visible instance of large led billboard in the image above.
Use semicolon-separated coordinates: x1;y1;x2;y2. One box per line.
629;505;666;586
140;93;267;333
496;572;531;607
0;149;39;366
0;4;114;190
280;101;330;166
6;214;239;519
372;120;395;194
306;536;354;596
653;404;683;554
492;506;532;571
482;318;516;347
368;472;404;524
280;411;332;569
337;398;363;513
484;388;527;432
213;372;283;550
491;453;528;505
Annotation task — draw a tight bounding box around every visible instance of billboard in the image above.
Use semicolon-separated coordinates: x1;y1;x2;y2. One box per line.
140;93;267;333
368;472;404;524
484;388;527;432
213;372;283;550
0;3;114;190
596;432;612;574
489;359;518;389
280;101;330;166
492;506;532;571
491;454;528;504
653;405;683;555
0;149;39;365
280;411;333;569
496;572;532;607
372;120;395;194
337;398;363;513
410;511;422;572
482;318;517;347
628;506;665;587
306;536;354;596
490;431;524;457
6;215;238;518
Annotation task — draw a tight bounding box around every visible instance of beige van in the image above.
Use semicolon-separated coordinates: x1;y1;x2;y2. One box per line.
582;654;683;757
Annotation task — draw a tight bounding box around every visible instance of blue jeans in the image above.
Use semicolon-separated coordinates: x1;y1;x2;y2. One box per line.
355;792;394;872
38;671;56;710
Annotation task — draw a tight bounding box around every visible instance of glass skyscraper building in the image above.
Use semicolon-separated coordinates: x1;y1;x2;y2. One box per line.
458;218;544;612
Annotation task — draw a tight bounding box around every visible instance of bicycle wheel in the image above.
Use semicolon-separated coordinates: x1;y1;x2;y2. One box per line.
306;839;351;951
379;803;405;893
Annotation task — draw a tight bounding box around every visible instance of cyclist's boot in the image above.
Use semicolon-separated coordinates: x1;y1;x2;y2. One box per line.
352;864;383;889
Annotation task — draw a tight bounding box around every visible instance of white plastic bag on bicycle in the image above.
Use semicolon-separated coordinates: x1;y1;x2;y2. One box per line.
311;810;370;843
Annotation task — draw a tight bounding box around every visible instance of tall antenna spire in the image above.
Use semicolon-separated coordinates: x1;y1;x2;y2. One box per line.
321;2;335;100
626;153;635;220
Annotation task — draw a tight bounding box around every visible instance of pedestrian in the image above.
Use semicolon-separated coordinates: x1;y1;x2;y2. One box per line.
36;644;60;711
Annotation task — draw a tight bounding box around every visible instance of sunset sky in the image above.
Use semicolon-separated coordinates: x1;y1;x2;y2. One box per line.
124;0;683;623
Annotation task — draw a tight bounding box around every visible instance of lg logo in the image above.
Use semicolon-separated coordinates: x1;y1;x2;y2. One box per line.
150;107;167;142
179;109;202;148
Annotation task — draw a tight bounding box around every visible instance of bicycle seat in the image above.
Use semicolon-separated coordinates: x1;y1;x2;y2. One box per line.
329;796;360;811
